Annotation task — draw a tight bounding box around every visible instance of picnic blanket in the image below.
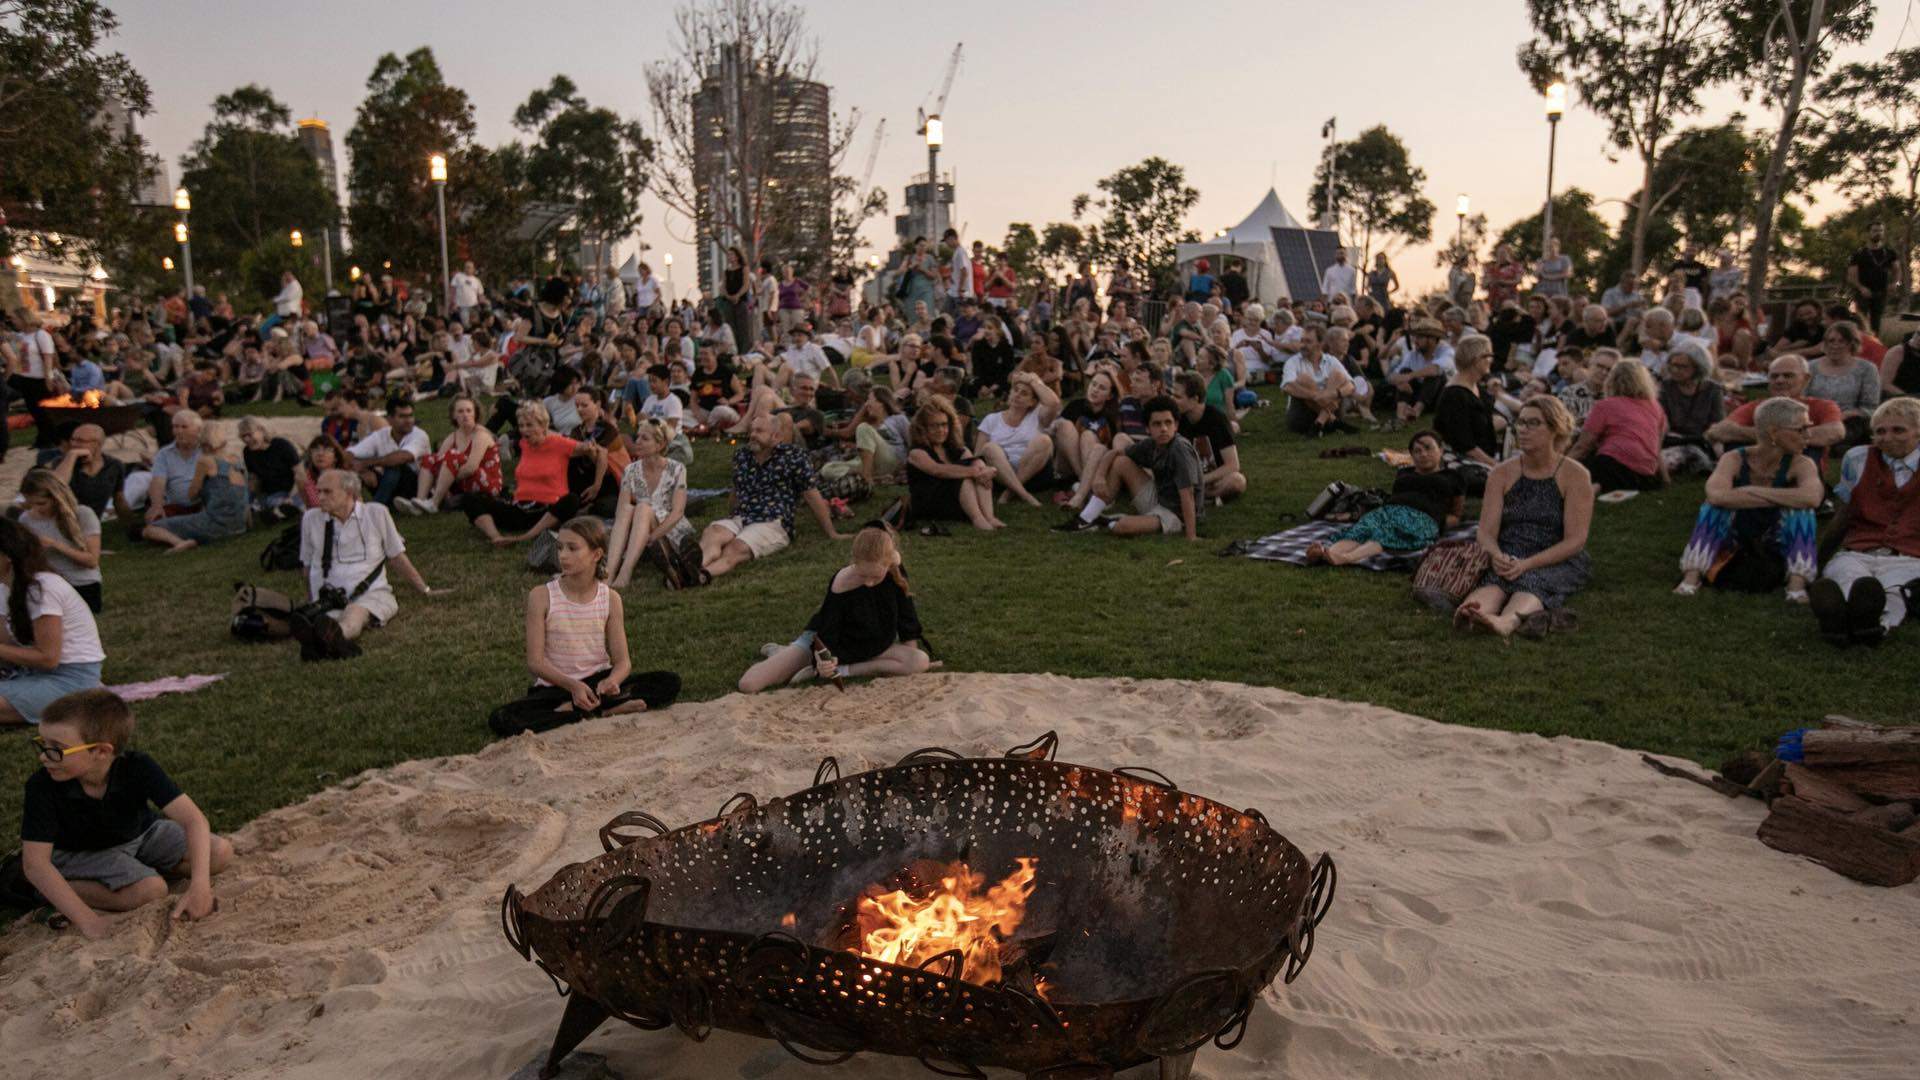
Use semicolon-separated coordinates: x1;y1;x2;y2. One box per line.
105;673;227;703
1237;520;1478;571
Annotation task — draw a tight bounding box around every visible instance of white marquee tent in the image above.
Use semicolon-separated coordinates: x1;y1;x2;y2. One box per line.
1174;189;1303;308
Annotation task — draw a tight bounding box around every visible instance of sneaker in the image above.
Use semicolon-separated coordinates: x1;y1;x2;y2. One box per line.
417;497;440;515
394;497;420;516
1051;517;1098;534
1807;578;1849;645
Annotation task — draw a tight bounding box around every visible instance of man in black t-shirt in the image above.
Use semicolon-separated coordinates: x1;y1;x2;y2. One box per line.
41;423;130;520
1219;259;1251;311
1170;371;1247;501
1848;223;1901;332
1670;247;1709;300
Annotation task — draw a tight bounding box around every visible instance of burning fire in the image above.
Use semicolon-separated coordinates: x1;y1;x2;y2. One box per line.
40;390;106;408
855;858;1038;986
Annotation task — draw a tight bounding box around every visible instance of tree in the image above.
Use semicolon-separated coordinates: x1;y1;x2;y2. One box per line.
345;48;483;284
0;0;154;278
1809;47;1920;306
1071;157;1199;295
1305;125;1435;264
645;0;857;285
828;177;885;271
176;85;335;292
511;75;652;265
1648;121;1768;249
1723;0;1876;307
1519;0;1732;278
1779;195;1898;287
1038;223;1087;283
1494;188;1614;295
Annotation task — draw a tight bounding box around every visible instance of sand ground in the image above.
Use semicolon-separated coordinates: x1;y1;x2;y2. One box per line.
1;673;1915;1079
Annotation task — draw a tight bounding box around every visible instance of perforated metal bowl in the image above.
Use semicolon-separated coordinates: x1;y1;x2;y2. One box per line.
501;732;1335;1079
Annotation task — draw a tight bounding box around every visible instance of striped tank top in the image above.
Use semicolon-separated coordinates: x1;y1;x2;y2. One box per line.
537;578;610;685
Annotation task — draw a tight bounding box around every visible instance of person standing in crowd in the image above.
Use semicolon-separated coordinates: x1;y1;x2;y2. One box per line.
1674;398;1821;601
1670;246;1710;303
1456;396;1593;639
258;271;303;339
488;516;679;735
737;521;932;693
1185;259;1215;303
18;470;102;613
602;263;625;319
944;228;973;313
0;517;105;728
1810;397;1920;647
1320;249;1358;302
1846;222;1899;332
11;313;58;448
1367;253;1399;309
1219;258;1251;311
1446;252;1476;311
1708;248;1744;305
450;260;484;325
1535;237;1571;297
753;259;780;345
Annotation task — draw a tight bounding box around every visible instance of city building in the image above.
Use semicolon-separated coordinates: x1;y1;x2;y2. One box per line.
97;94;169;206
691;45;833;292
297;117;344;253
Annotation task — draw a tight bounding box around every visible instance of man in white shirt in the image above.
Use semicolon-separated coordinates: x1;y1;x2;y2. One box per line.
632;264;661;313
777;324;839;389
259;272;303;339
298;468;437;651
450;261;484;325
1320;250;1357;302
347;399;432;507
1386;317;1456;422
1281;324;1359;435
944;227;973;311
445;321;473;366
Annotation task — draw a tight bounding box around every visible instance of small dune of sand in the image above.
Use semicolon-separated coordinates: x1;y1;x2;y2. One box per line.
2;673;1916;1079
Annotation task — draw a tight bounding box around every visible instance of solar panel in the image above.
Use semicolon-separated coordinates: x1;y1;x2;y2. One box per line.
1270;228;1323;301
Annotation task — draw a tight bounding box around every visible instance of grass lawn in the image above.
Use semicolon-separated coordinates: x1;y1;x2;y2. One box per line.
0;389;1909;847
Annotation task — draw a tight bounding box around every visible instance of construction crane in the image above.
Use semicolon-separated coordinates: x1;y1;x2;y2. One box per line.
916;43;963;240
858;118;887;198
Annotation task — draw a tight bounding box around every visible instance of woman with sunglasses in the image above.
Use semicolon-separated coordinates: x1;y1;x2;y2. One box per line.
1456;396;1594;639
0;517;105;728
1674;397;1822;600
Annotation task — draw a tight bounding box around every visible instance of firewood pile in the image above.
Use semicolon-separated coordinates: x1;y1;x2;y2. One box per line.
1642;715;1920;887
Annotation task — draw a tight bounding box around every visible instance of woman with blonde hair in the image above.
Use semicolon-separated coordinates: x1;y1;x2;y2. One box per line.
606;419;695;589
1456;395;1594;639
18;469;103;612
1571;358;1668;492
462;400;604;546
736;521;932;693
487;516;681;736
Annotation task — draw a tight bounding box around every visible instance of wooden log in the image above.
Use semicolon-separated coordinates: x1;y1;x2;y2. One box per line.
1819;714;1883;731
1803;762;1920;803
1640;754;1745;798
1799;727;1920;767
1756;796;1920;887
1853;802;1919;834
1781;763;1873;814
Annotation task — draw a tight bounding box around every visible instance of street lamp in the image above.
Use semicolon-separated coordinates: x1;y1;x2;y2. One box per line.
1456;194;1469;247
290;229;303;248
429;153;450;315
350;265;361;282
1543;81;1566;249
663;251;674;295
924;117;945;240
163;256;174;271
172;186;194;296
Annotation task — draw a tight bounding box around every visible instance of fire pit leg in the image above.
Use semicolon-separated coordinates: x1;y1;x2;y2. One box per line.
1156;1052;1196;1080
536;995;613;1079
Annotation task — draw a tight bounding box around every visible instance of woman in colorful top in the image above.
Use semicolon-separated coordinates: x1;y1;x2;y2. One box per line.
1674;397;1821;601
0;517;105;727
487;516;680;737
1307;431;1464;566
462;401;605;547
1456;396;1594;639
1571;359;1669;492
397;395;502;515
736;522;932;693
606;420;695;589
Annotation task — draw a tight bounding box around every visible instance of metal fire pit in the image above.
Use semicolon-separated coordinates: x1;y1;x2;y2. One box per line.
38;402;147;437
501;732;1336;1079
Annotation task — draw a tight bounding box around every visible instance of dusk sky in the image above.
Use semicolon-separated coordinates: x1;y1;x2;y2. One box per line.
113;0;1913;292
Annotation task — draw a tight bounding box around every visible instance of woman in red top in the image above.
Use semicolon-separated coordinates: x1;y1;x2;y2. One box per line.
461;401;604;546
1571;359;1669;492
399;395;502;515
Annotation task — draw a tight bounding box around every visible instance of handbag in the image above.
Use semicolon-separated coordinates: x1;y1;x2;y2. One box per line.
231;582;294;642
1411;539;1492;607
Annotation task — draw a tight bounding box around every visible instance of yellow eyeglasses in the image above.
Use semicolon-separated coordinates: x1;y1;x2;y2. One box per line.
31;738;108;764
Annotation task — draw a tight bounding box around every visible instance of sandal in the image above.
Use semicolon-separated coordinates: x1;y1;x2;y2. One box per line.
1672;581;1699;597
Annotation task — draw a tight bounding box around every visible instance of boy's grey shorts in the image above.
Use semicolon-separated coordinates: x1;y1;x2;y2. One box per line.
51;819;186;891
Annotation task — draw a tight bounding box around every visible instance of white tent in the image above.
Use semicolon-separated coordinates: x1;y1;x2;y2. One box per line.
1175;189;1304;307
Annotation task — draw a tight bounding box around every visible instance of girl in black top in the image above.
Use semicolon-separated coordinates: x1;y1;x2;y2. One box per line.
735;522;933;692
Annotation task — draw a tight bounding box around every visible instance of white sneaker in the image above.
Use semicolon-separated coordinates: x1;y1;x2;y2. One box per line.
394;497;420;515
417;498;440;515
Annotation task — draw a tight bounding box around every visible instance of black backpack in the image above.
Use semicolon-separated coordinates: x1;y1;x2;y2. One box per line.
259;522;303;572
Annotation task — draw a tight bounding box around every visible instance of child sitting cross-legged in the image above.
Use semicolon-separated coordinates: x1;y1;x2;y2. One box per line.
18;688;233;938
487;516;682;737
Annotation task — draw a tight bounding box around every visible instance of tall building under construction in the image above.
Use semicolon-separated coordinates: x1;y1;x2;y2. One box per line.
691;46;833;292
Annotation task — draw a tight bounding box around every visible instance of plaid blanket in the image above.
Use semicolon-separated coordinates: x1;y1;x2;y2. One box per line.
1237;519;1478;571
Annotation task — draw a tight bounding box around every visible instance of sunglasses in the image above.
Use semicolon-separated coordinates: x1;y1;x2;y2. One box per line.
1515;417;1549;430
31;737;108;764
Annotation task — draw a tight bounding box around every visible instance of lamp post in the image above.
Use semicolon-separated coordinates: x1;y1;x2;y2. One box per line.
429;153;450;316
1456;194;1469;248
1543;81;1565;249
924;117;944;240
663;251;674;293
172;186;194;296
290;228;302;249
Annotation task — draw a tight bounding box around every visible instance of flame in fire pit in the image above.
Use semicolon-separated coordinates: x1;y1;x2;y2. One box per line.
856;858;1038;986
40;390;106;408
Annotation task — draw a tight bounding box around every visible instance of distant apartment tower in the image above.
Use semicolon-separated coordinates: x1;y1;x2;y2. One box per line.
894;173;954;250
691;46;833;292
97;94;169;206
297;117;344;251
